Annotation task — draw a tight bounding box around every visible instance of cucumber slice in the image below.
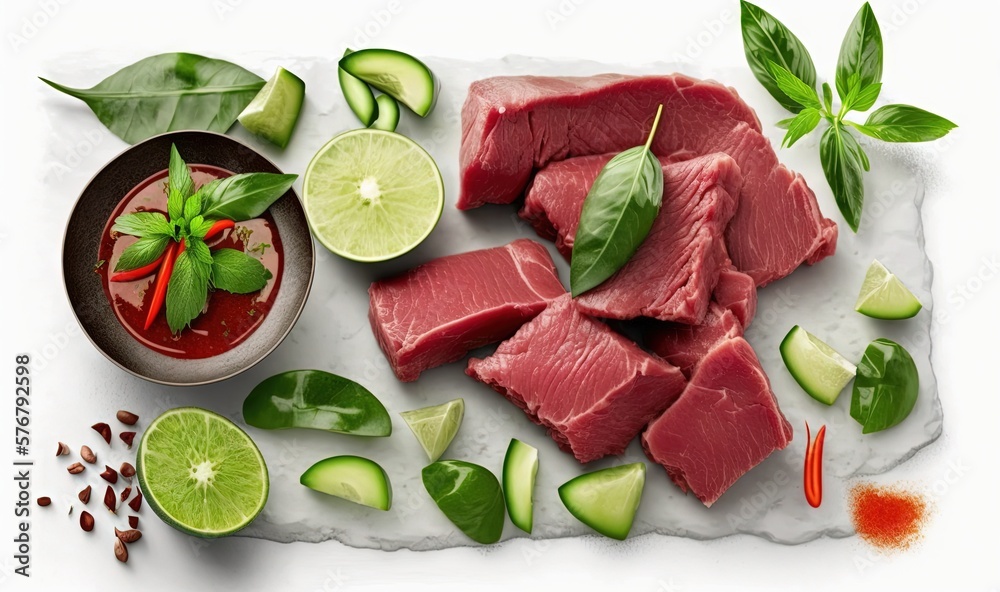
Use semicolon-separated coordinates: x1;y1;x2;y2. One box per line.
339;49;438;117
780;325;857;405
238;67;305;149
502;439;538;533
300;455;392;511
558;463;645;540
369;94;400;132
339;48;378;126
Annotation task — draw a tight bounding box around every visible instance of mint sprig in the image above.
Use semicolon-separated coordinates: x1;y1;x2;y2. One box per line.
110;143;296;333
740;1;956;232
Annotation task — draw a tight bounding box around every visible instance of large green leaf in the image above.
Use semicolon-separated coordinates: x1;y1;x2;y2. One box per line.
198;172;298;221
820;124;866;232
836;3;883;101
740;1;817;113
40;53;264;144
849;104;957;142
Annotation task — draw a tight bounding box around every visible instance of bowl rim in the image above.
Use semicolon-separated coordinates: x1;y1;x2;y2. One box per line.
61;129;316;387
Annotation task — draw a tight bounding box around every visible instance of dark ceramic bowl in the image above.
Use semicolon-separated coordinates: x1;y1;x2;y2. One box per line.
63;131;314;386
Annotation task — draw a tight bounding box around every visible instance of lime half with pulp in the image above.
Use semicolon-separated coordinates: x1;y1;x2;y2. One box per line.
855;259;923;320
302;129;444;262
136;407;269;538
400;398;464;462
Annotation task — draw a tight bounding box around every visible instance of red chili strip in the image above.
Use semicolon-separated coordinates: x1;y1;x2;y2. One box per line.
143;240;184;330
804;422;826;508
109;254;166;283
204;219;235;241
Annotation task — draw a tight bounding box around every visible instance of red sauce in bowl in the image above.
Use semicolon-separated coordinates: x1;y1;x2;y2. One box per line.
96;165;283;359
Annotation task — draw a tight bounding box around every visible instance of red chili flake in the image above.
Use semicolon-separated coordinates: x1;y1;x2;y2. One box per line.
849;483;929;551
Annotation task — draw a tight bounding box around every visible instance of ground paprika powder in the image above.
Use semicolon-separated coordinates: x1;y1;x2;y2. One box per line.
848;482;929;550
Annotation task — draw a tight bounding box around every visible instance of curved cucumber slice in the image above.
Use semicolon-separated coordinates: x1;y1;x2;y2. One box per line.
238;66;305;149
558;463;645;540
300;455;392;511
780;325;857;405
339;49;438;117
339;48;378;126
502;439;538;533
369;94;400;132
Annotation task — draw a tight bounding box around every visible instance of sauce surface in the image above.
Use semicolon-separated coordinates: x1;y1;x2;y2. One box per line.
96;165;283;359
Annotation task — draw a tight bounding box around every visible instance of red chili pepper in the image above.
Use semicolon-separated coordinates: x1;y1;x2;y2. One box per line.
143;240;184;330
804;422;826;508
109;254;166;283
204;219;235;240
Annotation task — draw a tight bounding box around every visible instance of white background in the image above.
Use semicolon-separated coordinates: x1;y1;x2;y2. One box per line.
1;0;998;590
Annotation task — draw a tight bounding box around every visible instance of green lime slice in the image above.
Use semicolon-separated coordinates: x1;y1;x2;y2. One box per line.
400;398;464;462
300;455;392;511
422;460;505;544
238;66;305;149
136;407;268;538
302;129;444;262
855;259;923;320
780;325;857;405
558;463;646;540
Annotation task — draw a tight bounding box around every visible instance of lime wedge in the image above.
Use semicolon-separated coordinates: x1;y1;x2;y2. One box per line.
400;398;464;462
136;407;268;538
238;67;305;149
780;325;857;405
855;259;923;319
302;129;444;262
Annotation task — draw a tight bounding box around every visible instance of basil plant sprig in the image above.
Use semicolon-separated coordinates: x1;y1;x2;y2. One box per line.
740;1;956;232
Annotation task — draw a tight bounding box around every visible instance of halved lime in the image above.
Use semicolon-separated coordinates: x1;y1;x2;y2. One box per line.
302;129;444;262
400;398;464;462
136;407;268;538
238;67;305;149
855;259;923;319
780;325;857;405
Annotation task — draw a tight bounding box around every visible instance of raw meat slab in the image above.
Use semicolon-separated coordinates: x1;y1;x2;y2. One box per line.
40;54;941;549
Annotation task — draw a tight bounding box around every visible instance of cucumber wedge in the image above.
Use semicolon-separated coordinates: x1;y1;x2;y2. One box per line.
558;463;645;540
238;67;305;149
339;49;438;117
502;439;538;533
339;48;378;126
780;325;857;405
370;94;400;132
300;455;392;511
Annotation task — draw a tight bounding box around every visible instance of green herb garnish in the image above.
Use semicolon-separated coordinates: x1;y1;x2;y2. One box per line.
740;2;956;232
111;144;296;333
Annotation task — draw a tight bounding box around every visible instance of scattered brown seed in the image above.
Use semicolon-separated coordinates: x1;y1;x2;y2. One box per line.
116;410;139;425
120;486;132;502
80;511;94;532
56;442;71;456
81;445;97;464
114;537;128;563
79;485;92;504
103;486;117;514
119;431;136;449
128;516;139;529
120;462;135;480
115;527;142;544
128;490;142;512
68;505;74;516
67;462;85;475
100;465;119;484
36;497;51;506
92;422;112;444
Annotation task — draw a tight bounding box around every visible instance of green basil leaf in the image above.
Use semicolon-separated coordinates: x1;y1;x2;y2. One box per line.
211;248;272;294
242;370;391;436
766;60;821;110
822;82;834;114
820;124;865;232
111;212;172;238
165;249;210;333
836;3;883;101
168;144;195;200
114;235;170;272
183;192;203;221
850;104;957;142
570;106;664;297
851;338;919;434
167;188;184;222
740;1;817;113
774;116;796;130
198;172;298;221
781;107;821;148
422;460;505;545
186;237;214;266
40;53;265;144
846;82;882;113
